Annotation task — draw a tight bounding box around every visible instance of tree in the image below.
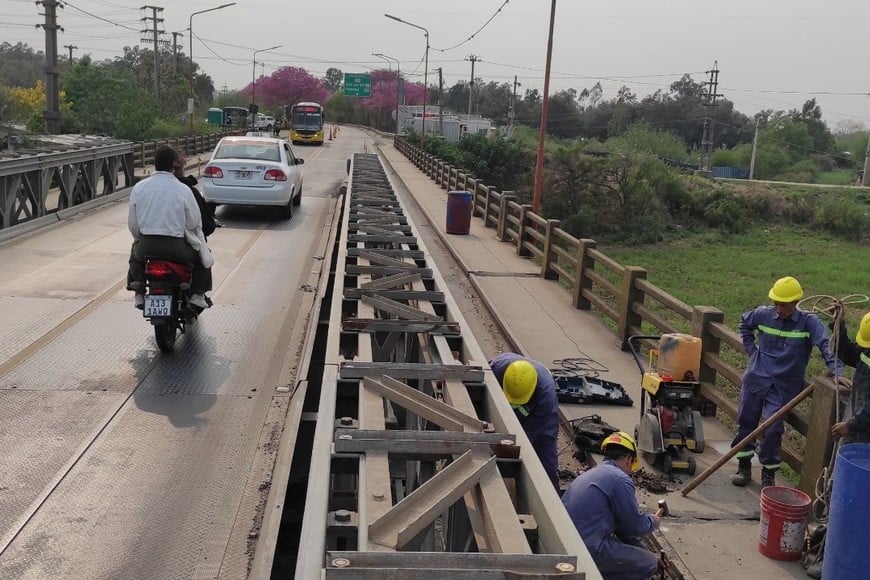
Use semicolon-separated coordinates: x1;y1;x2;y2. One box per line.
323;67;343;93
62;55;156;139
790;98;834;153
0;42;44;88
247;66;330;111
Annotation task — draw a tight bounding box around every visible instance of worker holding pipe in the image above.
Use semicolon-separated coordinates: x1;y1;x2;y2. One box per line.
830;307;869;443
489;353;559;489
562;432;665;579
731;276;844;488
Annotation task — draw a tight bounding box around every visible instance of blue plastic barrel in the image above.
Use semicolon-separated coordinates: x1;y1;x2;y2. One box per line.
446;191;474;235
823;443;870;579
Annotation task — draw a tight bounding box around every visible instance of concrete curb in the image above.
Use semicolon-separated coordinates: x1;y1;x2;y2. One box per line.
375;141;530;358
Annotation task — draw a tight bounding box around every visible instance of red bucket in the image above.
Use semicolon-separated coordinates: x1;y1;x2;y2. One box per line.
758;485;811;561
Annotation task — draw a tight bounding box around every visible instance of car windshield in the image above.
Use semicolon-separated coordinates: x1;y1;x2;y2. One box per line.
214;142;281;162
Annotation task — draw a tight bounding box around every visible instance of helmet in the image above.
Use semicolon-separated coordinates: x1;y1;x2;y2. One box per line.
601;431;640;472
769;276;803;303
857;312;870;348
503;360;537;405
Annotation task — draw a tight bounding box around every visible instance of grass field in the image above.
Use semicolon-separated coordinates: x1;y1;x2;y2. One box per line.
601;226;870;329
815;168;858;186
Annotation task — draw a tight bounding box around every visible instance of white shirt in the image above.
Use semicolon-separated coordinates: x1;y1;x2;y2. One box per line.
128;172;201;240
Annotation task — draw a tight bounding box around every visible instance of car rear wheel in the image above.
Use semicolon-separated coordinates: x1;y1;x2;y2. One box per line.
279;197;294;219
293;184;302;207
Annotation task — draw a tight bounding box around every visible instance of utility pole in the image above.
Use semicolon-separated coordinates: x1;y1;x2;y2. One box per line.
749;116;760;180
700;60;722;173
438;67;444;136
141;5;164;106
509;75;522;137
465;54;479;115
863;131;870;186
63;44;77;64
171;31;183;72
38;0;63;134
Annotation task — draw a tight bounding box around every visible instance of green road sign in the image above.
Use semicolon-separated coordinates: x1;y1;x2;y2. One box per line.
344;73;372;97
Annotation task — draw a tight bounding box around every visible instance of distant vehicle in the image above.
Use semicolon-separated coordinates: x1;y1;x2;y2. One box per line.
202;136;304;218
254;114;275;131
285;102;324;145
222;106;250;128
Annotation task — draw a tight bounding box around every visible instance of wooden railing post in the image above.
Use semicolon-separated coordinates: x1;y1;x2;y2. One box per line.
692;306;725;413
540;219;561;279
497;192;515;241
572;239;596;310
480;185;492;222
516;204;533;256
616;266;647;350
799;376;838;495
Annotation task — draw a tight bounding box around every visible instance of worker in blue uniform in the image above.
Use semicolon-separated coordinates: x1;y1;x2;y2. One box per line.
732;276;843;488
562;431;663;580
489;353;560;489
831;308;869;443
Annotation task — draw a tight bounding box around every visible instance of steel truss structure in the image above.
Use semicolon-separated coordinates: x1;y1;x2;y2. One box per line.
295;153;600;579
0;142;135;228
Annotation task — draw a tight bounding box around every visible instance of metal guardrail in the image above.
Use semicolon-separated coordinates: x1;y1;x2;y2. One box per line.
0;130;239;231
395;135;839;495
296;153;597;579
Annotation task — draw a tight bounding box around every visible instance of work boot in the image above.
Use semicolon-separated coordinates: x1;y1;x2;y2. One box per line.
731;457;752;487
761;467;776;488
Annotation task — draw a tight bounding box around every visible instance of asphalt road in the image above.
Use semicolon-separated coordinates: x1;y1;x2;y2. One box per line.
0;131;358;579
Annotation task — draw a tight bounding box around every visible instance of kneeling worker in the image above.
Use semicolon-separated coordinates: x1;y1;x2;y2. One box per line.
562;432;663;580
489;353;559;489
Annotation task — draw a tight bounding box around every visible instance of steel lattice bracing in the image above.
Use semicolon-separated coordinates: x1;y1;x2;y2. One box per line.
0;142;135;229
295;153;599;579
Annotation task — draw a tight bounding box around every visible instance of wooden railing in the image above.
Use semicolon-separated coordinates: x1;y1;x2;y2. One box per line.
395;135;838;495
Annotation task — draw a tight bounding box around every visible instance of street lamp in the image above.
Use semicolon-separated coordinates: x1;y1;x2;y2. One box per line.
373;52;401;137
188;2;236;136
385;13;428;142
253;45;282;108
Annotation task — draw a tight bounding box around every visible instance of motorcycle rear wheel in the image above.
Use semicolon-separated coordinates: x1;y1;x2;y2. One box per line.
154;319;177;352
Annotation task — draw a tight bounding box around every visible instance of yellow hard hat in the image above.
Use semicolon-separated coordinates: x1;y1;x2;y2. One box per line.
601;431;640;472
769;276;803;303
503;360;537;405
857;312;870;348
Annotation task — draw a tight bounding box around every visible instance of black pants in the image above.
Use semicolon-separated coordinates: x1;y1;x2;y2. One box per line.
127;235;211;294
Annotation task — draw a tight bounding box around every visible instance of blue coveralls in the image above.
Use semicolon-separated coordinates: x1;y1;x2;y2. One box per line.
562;460;658;580
489;353;560;489
833;322;870;443
734;306;838;469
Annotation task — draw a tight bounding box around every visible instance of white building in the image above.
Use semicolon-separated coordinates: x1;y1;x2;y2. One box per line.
397;105;493;143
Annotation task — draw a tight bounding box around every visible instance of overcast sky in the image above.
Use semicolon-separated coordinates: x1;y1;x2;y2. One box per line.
5;0;870;129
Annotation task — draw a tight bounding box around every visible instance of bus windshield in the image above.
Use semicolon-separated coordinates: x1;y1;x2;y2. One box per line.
292;111;322;131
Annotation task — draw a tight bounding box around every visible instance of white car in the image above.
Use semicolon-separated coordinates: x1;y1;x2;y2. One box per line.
253;114;275;130
202;136;304;218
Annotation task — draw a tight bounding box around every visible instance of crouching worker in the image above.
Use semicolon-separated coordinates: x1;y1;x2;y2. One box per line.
562;432;663;580
127;146;213;310
489;353;559;489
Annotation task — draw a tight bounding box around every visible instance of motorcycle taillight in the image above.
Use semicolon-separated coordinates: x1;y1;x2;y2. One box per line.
145;261;173;277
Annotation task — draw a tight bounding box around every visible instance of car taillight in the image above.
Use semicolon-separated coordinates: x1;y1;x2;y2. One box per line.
145;262;173;277
264;168;287;181
204;165;223;178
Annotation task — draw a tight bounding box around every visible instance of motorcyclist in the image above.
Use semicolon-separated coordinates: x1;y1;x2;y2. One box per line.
127;145;213;309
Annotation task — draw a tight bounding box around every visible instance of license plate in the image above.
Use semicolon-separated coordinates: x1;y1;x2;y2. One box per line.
144;295;172;317
237;170;252;179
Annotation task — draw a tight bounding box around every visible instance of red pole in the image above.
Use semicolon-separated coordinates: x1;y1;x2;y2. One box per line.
532;0;557;214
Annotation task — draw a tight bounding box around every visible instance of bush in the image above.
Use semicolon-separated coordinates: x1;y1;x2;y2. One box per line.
605;121;690;162
813;196;869;241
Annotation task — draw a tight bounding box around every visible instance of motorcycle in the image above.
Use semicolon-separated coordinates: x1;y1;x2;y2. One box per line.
142;258;206;352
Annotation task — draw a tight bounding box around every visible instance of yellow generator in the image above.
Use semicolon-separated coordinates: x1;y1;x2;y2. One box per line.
628;334;706;475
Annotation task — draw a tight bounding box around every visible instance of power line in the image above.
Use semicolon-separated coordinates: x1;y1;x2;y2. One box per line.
64;1;140;32
432;0;510;52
